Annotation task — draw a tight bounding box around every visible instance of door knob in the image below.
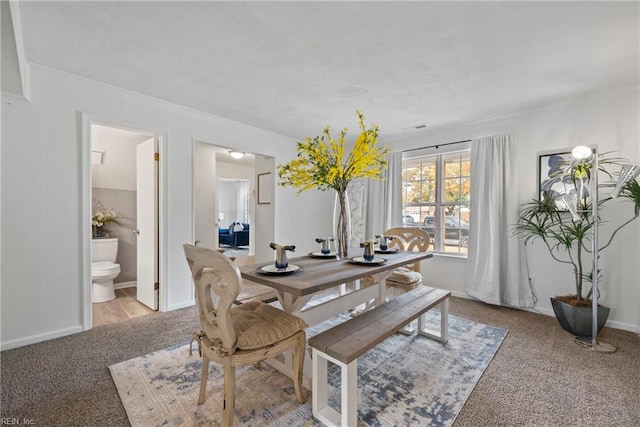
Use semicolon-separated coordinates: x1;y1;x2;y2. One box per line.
132;229;140;235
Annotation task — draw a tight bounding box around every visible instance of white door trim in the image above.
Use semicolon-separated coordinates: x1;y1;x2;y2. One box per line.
81;113;168;330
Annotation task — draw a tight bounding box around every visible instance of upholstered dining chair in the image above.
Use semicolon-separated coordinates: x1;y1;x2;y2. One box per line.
183;244;307;426
383;227;431;296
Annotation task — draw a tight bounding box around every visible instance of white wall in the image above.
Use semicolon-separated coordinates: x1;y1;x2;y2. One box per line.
251;155;335;263
254;156;276;262
391;87;640;332
194;142;217;250
217;160;254;180
2;63;636;351
0;64;328;350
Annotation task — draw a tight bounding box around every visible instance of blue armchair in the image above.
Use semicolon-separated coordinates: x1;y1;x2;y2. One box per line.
219;222;250;247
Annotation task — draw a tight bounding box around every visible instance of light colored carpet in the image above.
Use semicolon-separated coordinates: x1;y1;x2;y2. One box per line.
3;297;640;426
110;312;506;426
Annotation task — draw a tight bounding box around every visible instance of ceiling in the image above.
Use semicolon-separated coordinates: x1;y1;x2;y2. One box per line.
6;1;640;141
209;145;256;167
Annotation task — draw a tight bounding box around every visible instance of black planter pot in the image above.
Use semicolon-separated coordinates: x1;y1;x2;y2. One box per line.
550;297;610;339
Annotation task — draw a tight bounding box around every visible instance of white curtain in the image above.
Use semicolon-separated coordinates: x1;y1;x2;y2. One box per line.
465;134;533;307
365;151;403;237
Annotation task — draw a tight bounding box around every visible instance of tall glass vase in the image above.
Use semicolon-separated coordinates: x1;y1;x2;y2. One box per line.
333;190;352;259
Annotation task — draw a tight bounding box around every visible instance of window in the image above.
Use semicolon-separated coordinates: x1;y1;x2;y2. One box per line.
402;147;471;256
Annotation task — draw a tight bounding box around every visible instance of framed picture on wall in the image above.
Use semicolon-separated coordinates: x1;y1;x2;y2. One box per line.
537;149;574;209
257;172;272;204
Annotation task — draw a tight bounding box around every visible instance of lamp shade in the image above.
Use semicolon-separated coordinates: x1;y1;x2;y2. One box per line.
571;145;592;160
610;163;640;198
557;193;580;221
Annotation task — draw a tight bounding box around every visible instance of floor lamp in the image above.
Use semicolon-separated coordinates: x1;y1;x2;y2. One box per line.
570;146;640;353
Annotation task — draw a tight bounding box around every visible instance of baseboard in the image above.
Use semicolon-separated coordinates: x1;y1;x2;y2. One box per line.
530;306;639;334
1;325;84;351
450;290;470;299
168;299;195;311
449;291;639;333
114;281;136;290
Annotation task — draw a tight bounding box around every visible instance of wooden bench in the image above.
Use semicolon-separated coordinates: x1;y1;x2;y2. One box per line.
309;286;450;427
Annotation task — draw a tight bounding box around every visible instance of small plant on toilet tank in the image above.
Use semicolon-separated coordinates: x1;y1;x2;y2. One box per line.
92;202;122;237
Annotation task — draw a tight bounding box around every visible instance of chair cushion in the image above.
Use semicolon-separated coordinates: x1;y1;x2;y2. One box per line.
231;301;308;350
387;267;423;285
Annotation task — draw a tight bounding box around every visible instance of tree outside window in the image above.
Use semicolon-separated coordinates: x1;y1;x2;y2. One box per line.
402;149;470;255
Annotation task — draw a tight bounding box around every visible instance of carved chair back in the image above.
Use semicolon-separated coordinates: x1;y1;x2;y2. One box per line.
183;244;241;351
384;227;430;273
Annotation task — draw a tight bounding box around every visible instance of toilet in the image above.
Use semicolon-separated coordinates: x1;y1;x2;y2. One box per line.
91;238;121;303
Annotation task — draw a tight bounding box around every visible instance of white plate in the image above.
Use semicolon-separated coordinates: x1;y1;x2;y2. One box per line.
348;256;387;265
375;248;399;254
259;264;300;274
308;251;337;258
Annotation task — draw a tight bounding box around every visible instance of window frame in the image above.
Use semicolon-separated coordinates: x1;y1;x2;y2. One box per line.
402;143;471;257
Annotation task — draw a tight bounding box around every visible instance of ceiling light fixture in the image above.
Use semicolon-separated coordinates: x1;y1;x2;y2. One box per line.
229;151;245;160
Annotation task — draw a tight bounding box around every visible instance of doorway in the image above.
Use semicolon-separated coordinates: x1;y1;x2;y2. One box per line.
193;142;255;261
84;119;163;328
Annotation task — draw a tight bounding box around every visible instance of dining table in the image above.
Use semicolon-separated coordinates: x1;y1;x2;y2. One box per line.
239;248;434;386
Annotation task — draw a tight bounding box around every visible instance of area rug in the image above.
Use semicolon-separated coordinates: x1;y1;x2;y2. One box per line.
110;312;506;426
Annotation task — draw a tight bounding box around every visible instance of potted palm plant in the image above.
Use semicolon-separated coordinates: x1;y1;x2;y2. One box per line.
514;151;640;340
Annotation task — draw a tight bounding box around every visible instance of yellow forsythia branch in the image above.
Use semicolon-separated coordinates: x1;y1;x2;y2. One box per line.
277;111;388;194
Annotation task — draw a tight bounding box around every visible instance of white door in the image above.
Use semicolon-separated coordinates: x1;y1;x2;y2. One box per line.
136;137;159;310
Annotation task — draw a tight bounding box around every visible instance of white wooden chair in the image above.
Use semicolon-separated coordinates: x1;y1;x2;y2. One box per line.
383;227;430;295
380;228;432;334
183;244;307;426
